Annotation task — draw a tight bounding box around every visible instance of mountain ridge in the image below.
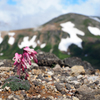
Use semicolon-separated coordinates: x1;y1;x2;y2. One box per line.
0;13;100;68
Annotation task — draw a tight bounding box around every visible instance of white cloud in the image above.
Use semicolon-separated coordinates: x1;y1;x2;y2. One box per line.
0;0;100;31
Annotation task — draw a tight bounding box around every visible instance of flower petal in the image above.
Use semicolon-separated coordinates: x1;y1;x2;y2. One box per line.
23;46;37;54
13;53;22;65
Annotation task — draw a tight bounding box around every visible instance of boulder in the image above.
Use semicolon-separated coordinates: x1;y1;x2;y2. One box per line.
63;57;93;70
37;52;64;66
76;85;100;100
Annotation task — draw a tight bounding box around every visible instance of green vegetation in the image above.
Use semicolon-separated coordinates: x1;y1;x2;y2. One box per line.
52;44;70;59
0;35;24;59
69;41;100;69
2;75;30;91
83;19;91;26
41;44;52;52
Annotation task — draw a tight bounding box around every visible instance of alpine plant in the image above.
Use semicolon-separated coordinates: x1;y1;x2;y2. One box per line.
13;47;38;79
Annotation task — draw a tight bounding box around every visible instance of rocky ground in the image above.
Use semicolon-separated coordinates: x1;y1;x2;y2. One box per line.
0;52;100;100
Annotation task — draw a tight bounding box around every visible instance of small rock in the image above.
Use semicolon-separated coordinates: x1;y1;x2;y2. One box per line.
74;84;80;89
65;83;71;90
53;64;62;71
0;62;4;66
84;78;89;84
73;97;79;100
0;89;3;92
55;82;65;93
95;69;100;75
47;71;54;76
59;76;67;83
71;81;80;85
8;94;13;99
33;80;42;86
0;81;2;86
4;86;10;91
32;69;42;75
77;75;83;79
71;65;85;75
94;81;99;85
68;76;77;81
87;83;96;89
1;77;5;82
36;74;44;80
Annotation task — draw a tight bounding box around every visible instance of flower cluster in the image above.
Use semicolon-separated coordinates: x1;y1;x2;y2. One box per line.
13;47;38;79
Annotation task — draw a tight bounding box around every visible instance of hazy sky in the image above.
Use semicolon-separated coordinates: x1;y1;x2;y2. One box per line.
0;0;100;30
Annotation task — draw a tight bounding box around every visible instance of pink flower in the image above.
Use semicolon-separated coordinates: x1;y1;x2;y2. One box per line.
13;47;38;79
23;46;37;55
25;73;29;80
23;46;38;63
13;53;22;65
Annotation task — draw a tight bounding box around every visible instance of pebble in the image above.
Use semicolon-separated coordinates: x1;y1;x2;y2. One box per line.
47;71;54;76
1;77;5;82
4;86;10;91
73;97;79;100
77;75;83;79
53;64;62;71
65;83;71;90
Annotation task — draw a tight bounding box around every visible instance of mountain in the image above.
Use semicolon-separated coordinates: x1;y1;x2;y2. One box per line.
0;13;100;69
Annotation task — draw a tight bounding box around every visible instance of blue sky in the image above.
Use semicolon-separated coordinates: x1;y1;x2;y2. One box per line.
7;0;87;5
0;0;100;30
7;0;17;5
61;0;87;5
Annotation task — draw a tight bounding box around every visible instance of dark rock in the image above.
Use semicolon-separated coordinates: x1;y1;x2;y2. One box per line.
87;81;99;89
85;69;95;75
42;79;49;82
75;85;100;100
36;74;44;80
61;70;70;76
87;83;95;89
76;85;95;100
33;80;42;86
58;76;67;83
0;80;2;85
69;76;78;81
30;97;52;100
63;57;93;70
55;82;65;93
94;81;99;85
37;52;64;66
65;83;71;90
74;84;80;89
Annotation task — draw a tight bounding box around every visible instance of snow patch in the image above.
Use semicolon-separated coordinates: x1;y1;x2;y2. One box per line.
37;40;41;44
88;26;100;35
40;43;46;48
0;33;3;44
0;53;3;56
18;35;37;49
58;21;85;51
8;37;15;45
8;32;15;36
